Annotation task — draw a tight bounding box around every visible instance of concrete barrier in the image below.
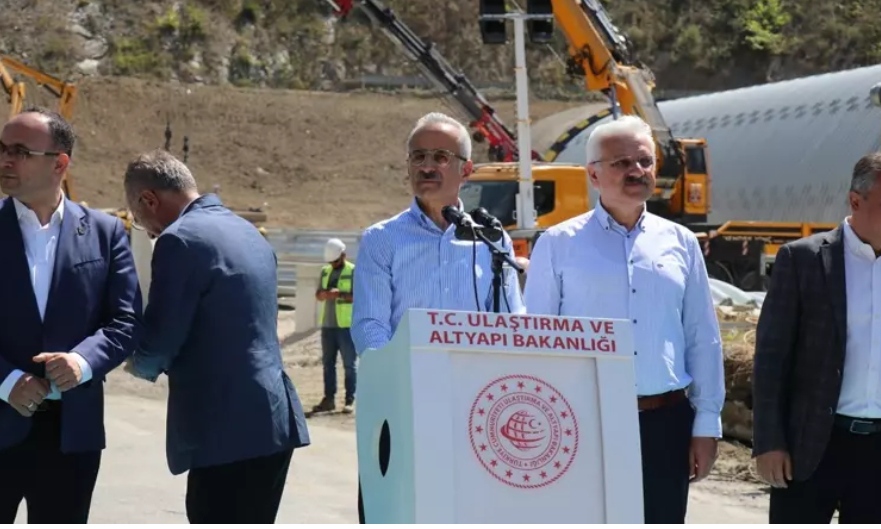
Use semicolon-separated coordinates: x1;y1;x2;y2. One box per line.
130;227;155;307
294;263;325;333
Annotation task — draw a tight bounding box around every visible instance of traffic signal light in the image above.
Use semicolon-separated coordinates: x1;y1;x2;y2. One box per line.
479;0;508;44
527;0;554;43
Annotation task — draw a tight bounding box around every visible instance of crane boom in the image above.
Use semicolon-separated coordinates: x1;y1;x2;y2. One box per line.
553;0;676;155
550;0;709;222
329;0;541;162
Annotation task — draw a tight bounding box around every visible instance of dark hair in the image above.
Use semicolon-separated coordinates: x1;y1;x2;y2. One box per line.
21;105;75;156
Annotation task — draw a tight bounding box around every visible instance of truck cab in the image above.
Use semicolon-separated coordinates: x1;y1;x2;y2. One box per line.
460;162;592;257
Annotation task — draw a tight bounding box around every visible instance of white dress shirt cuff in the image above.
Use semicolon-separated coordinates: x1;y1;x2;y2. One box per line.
72;352;93;384
692;410;723;438
0;369;25;403
45;353;93;400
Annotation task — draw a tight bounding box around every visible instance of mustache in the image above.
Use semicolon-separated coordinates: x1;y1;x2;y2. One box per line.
414;171;441;181
624;175;649;186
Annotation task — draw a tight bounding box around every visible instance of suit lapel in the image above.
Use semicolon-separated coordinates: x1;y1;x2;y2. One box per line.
45;199;89;319
0;198;41;324
819;226;847;342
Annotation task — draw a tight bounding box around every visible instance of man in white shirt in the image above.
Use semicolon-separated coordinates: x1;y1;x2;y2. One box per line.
524;115;725;523
753;152;881;523
0;107;141;523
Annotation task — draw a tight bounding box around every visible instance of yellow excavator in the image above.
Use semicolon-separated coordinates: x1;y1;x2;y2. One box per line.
465;0;834;290
0;56;140;228
0;56;268;237
0;55;84;203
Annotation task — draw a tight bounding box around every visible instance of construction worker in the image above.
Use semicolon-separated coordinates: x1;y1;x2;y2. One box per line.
312;238;357;414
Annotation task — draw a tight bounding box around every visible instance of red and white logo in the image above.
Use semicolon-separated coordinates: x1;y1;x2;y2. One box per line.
468;374;579;489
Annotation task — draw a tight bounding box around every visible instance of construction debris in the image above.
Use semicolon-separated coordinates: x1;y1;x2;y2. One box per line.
718;307;758;445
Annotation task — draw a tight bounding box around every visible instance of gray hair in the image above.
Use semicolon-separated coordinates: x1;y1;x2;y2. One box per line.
850;153;881;197
406;112;472;160
585;115;654;164
124;149;198;198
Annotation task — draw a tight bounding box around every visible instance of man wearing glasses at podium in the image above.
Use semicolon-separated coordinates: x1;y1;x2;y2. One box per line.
350;112;525;523
524;115;725;524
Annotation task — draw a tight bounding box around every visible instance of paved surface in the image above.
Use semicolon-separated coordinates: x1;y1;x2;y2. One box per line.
14;394;769;523
14;395;359;524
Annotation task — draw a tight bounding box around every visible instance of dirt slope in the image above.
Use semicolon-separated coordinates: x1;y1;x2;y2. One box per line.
1;75;582;229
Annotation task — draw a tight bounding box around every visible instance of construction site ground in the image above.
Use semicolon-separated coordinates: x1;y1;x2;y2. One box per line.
51;304;778;524
3;75;599;227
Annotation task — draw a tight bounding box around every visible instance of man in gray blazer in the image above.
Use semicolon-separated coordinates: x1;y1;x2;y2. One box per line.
122;150;310;523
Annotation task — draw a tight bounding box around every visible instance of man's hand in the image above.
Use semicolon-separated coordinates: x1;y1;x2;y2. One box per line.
8;374;50;417
327;288;340;299
689;437;718;482
756;450;792;488
33;352;82;392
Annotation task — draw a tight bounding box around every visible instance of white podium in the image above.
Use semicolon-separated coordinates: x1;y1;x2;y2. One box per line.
356;308;643;524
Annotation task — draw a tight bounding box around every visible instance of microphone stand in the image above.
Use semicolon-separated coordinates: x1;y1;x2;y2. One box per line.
469;226;524;314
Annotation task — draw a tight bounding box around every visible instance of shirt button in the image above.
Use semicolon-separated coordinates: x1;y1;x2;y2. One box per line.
828;407;834;415
632;319;637;324
444;287;450;292
631;288;636;293
634;351;638;355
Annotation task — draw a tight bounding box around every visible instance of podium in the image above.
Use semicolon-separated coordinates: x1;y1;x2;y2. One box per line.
356;308;642;524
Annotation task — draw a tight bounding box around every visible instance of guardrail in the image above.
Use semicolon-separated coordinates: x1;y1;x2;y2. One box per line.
265;228;362;297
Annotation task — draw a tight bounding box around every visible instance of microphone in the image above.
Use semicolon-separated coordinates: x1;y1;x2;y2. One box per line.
441;205;479;240
469;207;504;243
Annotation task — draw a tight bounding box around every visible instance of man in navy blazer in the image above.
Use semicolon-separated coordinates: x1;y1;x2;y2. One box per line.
123;149;310;523
0;108;142;523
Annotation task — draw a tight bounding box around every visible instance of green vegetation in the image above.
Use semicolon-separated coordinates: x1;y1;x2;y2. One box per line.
17;0;881;94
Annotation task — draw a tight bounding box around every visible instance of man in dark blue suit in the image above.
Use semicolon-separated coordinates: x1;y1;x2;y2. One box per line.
0;108;142;523
123;149;310;523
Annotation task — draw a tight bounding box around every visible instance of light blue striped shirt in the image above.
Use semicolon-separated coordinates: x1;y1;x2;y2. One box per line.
351;198;525;355
524;200;725;438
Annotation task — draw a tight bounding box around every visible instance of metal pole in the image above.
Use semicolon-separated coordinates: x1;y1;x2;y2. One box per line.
512;15;536;230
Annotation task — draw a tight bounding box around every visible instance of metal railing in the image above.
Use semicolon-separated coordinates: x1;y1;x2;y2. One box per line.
265;228;362;297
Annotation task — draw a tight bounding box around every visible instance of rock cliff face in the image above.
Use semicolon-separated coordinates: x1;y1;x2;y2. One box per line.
5;0;880;96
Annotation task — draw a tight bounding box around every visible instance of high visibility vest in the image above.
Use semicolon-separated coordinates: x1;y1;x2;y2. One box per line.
318;261;355;328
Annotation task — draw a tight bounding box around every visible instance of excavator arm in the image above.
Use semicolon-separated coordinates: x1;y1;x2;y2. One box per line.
328;0;541;162
549;0;709;222
0;56;79;199
551;0;681;173
0;61;26;119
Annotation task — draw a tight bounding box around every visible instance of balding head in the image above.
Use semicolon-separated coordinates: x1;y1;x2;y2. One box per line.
7;106;75;156
0;106;74;210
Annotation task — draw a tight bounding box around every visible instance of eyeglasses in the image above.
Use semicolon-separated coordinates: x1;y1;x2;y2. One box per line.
591;156;655;171
0;141;62;160
407;149;467;168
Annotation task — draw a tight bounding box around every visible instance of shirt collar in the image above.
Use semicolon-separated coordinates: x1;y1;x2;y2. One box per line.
13;194;65;227
842;216;877;261
593;198;647;233
179;197;198;219
408;196;465;232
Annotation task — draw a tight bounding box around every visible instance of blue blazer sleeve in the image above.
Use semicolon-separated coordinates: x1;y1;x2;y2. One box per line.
72;218;143;379
131;232;202;381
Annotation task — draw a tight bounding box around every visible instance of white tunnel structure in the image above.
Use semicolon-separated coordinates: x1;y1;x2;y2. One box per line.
535;64;881;225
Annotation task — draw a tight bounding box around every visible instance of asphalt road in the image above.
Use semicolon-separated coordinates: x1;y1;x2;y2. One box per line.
13;393;768;523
